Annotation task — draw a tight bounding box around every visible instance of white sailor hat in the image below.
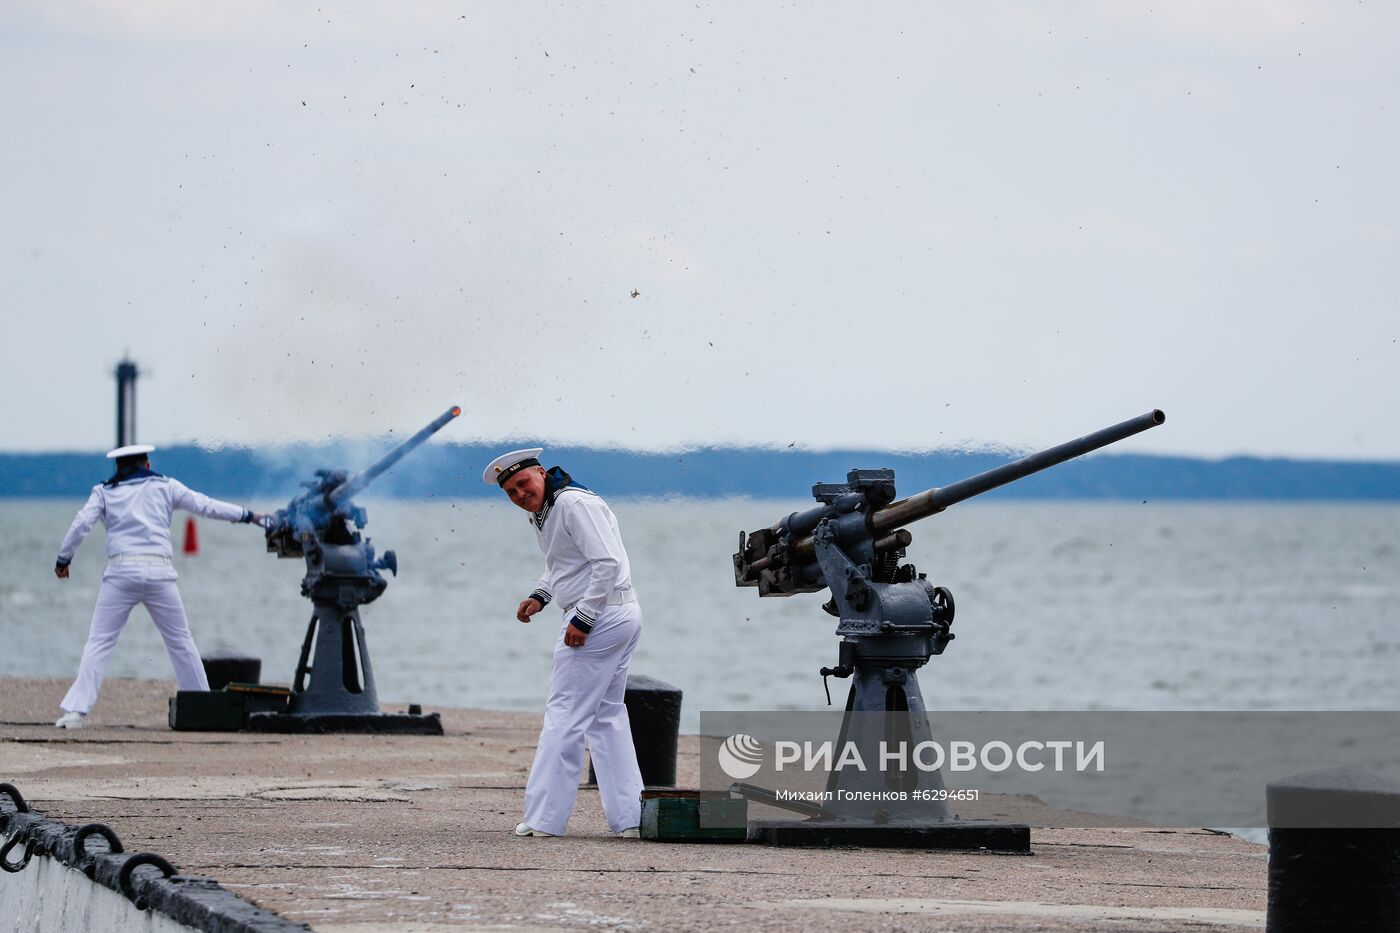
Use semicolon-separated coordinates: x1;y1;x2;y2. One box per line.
483;448;544;486
106;444;155;460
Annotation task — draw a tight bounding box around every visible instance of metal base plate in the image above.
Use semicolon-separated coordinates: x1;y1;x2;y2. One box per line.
747;818;1030;852
246;711;444;735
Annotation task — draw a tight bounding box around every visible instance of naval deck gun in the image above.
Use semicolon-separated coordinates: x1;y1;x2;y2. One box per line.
730;410;1166;841
254;405;461;733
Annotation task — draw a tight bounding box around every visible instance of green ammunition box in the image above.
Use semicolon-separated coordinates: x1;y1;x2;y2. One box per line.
640;789;748;842
169;690;246;731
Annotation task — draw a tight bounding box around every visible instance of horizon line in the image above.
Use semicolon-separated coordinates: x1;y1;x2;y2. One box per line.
2;442;1399;468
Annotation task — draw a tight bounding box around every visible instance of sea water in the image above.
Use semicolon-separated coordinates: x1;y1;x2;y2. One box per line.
2;498;1397;731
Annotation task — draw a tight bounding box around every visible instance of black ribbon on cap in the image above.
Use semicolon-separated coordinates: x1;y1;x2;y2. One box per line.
496;458;541;486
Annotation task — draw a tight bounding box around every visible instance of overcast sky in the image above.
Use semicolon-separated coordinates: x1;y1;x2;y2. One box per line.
2;1;1396;460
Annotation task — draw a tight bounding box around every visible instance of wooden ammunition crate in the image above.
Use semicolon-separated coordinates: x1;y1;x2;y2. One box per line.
226;682;291;717
640;789;748;842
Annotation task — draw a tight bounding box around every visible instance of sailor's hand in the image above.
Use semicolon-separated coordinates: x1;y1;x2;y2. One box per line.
54;563;69;579
249;512;273;527
517;598;544;623
564;623;588;648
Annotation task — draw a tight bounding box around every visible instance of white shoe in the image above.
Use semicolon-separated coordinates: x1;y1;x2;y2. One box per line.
617;827;641;839
513;822;555;837
55;711;86;729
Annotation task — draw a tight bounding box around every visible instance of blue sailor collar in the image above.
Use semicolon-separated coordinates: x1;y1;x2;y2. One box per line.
103;467;163;488
532;466;589;530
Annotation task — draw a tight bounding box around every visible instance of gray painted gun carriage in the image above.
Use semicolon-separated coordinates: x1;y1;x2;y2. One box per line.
731;410;1165;842
256;405;461;733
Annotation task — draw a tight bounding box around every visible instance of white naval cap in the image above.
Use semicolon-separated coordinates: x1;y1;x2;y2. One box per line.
106;444;155;459
483;447;544;486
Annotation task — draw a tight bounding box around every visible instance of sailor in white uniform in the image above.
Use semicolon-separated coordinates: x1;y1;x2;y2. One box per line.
484;448;644;838
52;444;269;728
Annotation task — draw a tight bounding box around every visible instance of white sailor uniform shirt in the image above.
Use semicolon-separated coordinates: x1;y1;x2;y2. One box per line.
526;486;633;632
57;475;252;571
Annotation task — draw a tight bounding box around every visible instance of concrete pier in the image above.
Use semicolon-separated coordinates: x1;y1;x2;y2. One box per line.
1;677;1267;931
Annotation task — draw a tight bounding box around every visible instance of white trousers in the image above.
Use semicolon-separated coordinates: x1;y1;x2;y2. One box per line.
523;603;644;836
60;570;210;714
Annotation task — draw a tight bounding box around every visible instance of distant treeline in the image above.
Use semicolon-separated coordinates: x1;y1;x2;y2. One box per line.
4;443;1400;501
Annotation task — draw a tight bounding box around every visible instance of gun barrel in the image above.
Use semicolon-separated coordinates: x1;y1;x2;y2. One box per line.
790;409;1165;561
328;405;462;505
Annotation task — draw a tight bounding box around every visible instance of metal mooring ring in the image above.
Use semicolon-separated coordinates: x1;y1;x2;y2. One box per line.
0;832;36;873
0;783;29;831
0;783;29;811
118;852;177;906
72;822;124;861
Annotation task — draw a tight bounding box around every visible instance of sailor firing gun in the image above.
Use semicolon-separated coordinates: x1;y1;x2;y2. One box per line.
52;445;271;728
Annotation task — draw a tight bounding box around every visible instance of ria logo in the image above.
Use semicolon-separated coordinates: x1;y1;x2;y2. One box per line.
717;733;764;780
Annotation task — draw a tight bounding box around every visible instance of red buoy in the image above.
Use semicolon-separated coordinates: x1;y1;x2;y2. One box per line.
183;517;199;555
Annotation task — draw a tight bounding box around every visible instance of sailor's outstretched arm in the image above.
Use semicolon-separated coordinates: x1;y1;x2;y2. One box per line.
169;479;267;525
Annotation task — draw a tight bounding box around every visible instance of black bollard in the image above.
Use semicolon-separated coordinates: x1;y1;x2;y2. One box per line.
1267;768;1400;932
588;674;682;787
201;651;262;691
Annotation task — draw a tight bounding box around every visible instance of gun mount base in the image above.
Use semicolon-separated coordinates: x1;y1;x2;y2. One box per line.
247;710;443;735
746;817;1030;852
264;599;443;735
290;602;382;716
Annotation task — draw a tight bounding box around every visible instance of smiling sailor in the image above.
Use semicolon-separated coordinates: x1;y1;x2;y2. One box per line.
484;447;644;838
51;444;269;729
